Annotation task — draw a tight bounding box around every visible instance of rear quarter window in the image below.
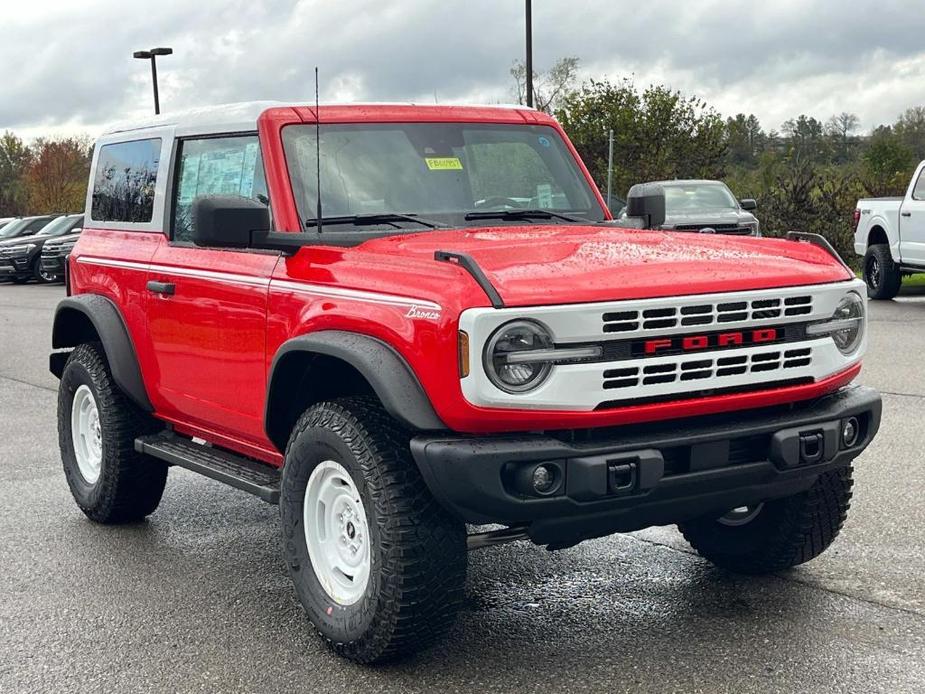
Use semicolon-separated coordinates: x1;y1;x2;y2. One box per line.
91;138;162;223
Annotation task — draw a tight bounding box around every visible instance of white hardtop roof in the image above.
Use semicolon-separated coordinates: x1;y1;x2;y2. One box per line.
103;101;535;136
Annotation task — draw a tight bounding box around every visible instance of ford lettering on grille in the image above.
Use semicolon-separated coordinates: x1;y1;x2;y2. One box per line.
642;328;779;356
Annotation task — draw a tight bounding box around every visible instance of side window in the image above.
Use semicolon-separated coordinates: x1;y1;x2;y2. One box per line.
172;135;268;243
913;169;925;201
91;139;161;223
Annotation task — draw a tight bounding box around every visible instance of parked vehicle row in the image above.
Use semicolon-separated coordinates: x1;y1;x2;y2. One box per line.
0;213;83;284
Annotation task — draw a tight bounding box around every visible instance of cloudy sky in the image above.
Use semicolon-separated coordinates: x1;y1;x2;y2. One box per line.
3;0;925;140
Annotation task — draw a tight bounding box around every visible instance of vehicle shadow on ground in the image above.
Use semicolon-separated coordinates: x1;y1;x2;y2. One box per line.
58;477;869;690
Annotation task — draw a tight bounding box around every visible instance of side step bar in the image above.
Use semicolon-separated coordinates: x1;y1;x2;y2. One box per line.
135;431;281;504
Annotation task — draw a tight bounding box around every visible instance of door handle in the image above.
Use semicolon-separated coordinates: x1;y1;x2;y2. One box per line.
902;211;912;217
146;280;175;296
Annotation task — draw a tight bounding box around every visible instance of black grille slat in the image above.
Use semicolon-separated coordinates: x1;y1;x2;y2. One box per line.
643;374;676;385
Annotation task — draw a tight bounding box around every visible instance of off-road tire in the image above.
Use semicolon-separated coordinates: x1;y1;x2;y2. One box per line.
280;397;466;664
679;466;854;574
864;243;901;300
58;342;167;523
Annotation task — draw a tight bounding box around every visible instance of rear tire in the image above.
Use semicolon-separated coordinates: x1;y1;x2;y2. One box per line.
280;397;466;664
864;244;901;300
678;466;853;574
58;343;167;523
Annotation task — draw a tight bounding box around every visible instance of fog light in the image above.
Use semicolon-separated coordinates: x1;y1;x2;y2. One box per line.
842;417;860;448
532;464;557;494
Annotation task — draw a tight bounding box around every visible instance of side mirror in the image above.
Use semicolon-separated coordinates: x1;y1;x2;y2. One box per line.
739;198;757;211
625;183;666;229
192;196;270;249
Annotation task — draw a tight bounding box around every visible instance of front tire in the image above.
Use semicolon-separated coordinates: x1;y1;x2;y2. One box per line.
679;466;854;574
864;243;901;300
58;343;167;523
34;258;57;283
280;397;466;664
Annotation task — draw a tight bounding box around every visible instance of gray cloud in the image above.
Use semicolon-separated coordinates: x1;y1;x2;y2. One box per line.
2;0;925;139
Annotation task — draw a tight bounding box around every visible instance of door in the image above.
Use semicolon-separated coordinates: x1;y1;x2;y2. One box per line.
145;134;279;451
900;165;925;264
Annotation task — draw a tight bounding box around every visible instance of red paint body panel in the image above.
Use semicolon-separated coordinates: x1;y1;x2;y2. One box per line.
339;226;852;307
71;104;860;463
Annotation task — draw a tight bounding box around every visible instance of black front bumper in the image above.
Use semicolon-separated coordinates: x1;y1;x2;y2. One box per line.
0;252;36;279
410;385;881;547
40;253;65;277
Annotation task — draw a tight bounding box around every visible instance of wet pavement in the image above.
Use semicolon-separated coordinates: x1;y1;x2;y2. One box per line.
1;283;923;693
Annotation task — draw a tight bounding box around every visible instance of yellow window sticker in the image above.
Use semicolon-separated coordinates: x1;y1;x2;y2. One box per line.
424;157;463;170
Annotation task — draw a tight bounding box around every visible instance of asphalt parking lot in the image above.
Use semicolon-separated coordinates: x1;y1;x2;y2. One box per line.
1;283;923;693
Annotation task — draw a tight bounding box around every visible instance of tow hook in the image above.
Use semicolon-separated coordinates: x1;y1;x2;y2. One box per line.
799;431;825;465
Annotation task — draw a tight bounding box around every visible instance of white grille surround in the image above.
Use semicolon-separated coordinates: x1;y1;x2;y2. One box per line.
458;279;866;411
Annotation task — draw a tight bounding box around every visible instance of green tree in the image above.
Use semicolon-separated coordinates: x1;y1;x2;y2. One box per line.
556;78;727;197
0;131;33;216
894;106;925;160
781;115;829;164
725;114;766;167
861;125;915;196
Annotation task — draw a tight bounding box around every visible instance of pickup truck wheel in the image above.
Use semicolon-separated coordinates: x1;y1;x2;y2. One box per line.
58;343;167;523
280;397;466;664
864;244;901;299
678;466;853;574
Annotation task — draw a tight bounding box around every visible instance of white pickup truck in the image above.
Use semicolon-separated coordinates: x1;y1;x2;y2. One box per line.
855;160;925;299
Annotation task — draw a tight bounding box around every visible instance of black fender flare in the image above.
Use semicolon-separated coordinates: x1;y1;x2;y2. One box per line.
265;331;446;449
50;295;153;411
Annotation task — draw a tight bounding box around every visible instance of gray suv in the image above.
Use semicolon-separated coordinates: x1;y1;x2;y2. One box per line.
619;180;759;235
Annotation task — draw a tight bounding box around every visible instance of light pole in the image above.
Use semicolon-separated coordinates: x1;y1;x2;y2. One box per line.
525;0;533;108
133;47;173;115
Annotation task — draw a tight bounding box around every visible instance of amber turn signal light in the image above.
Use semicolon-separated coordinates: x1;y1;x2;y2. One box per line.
458;330;470;378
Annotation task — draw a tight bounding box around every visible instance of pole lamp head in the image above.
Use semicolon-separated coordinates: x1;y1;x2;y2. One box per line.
133;50;152;59
150;47;173;56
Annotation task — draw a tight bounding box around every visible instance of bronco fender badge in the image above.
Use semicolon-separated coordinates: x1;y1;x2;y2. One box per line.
406;305;441;321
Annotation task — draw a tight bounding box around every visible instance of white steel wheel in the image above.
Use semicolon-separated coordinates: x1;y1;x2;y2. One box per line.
303;460;371;606
71;384;103;484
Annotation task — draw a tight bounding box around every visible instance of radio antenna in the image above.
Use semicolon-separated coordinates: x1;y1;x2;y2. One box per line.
314;66;323;235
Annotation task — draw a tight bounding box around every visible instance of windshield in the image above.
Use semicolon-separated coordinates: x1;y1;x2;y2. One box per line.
282;123;605;230
36;215;81;237
0;218;30;238
663;184;739;214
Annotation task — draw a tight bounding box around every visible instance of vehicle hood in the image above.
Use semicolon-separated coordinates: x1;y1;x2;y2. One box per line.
44;232;81;246
357;225;852;307
0;234;40;249
661;209;756;229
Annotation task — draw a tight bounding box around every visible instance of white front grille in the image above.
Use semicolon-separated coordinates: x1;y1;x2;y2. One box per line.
458;279;866;412
602;295;813;334
602;347;813;392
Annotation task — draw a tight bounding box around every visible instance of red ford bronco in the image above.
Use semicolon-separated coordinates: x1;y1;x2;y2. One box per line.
51;102;880;663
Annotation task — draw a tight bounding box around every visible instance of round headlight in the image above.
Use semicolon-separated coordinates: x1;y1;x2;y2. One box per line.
830;292;864;354
484;320;554;393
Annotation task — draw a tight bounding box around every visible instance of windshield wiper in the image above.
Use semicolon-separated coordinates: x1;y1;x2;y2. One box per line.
463;209;588;223
304;213;446;230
